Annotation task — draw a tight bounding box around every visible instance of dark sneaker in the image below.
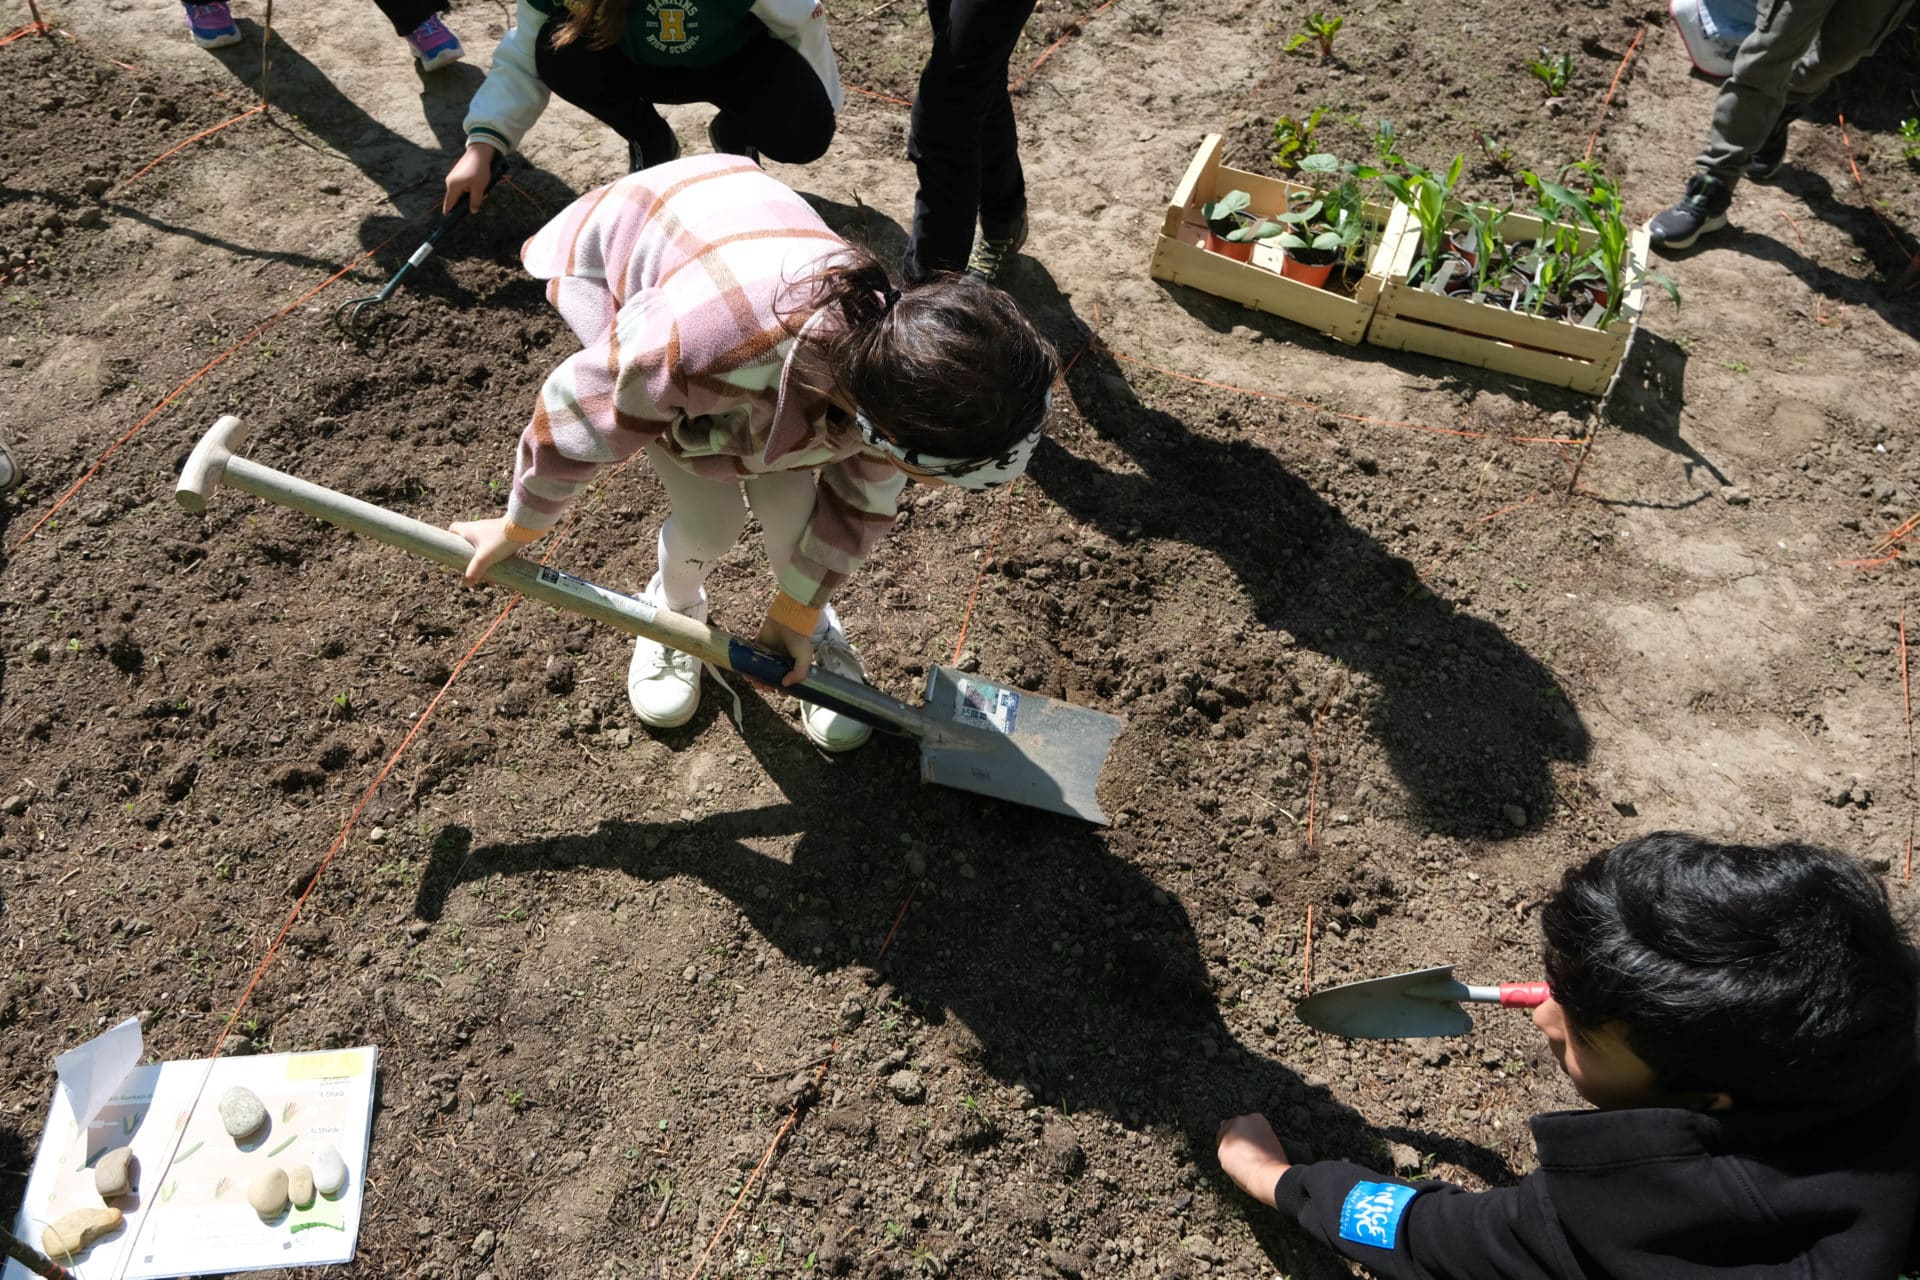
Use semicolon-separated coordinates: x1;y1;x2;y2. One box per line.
1648;173;1732;252
964;212;1028;283
1746;116;1794;182
706;116;760;167
627;129;682;173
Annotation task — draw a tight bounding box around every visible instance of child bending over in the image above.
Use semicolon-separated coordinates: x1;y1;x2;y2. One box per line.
1219;832;1920;1278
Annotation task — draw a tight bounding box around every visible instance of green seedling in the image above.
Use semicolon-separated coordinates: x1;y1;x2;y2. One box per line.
1286;11;1344;57
1380;155;1466;286
1528;50;1574;96
1272;107;1325;170
1200;190;1285;244
1901;118;1920;166
1475;129;1516;175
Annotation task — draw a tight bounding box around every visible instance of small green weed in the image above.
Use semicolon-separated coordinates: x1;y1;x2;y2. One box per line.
1285;11;1343;57
1528;50;1574;96
1271;107;1325;170
1900;118;1920;166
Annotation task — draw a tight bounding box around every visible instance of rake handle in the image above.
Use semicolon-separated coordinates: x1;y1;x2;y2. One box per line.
367;154;510;304
175;416;926;736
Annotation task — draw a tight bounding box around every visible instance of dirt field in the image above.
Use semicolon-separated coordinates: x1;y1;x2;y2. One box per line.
3;0;1918;1276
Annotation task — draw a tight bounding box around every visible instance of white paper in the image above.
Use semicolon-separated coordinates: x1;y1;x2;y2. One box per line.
54;1016;144;1133
7;1045;379;1280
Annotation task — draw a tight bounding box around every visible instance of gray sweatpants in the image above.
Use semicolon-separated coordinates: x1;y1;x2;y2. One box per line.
1697;0;1917;186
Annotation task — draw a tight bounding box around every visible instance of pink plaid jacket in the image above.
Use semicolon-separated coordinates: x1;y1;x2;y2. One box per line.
503;156;906;627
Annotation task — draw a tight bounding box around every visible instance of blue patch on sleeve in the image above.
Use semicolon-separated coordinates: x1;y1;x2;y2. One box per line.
1338;1181;1418;1250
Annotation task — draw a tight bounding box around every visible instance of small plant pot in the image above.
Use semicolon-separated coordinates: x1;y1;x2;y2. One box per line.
1446;229;1477;268
1278;251;1336;288
1205;230;1256;262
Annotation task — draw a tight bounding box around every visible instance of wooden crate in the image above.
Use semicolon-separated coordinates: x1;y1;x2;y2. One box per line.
1148;134;1392;347
1364;203;1652;395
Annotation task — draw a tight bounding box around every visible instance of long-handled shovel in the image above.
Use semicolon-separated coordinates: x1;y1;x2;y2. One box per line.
176;415;1125;824
1296;965;1550;1039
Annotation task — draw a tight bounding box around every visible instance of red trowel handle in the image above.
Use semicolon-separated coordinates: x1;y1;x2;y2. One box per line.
1497;983;1551;1008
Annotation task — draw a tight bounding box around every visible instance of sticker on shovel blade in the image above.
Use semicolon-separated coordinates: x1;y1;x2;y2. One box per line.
536;566;656;621
952;676;1019;735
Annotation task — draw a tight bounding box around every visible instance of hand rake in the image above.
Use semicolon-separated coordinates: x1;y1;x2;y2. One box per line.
332;153;508;337
176;415;1126;824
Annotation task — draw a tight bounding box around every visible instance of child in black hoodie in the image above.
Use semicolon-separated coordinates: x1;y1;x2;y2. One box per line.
1218;832;1920;1278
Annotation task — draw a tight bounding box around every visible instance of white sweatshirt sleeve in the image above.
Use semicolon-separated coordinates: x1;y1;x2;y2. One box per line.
462;0;553;153
750;0;845;110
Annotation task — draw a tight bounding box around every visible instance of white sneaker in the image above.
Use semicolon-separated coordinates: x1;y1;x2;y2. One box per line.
802;627;874;752
628;635;701;728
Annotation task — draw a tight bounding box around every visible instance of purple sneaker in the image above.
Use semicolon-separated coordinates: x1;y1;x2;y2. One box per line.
182;1;242;49
405;14;464;71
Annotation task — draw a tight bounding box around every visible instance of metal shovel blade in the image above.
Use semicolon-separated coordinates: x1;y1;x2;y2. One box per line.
1297;966;1476;1039
919;667;1125;825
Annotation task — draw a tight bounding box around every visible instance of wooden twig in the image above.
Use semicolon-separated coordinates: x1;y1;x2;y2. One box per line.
1;1223;75;1280
1302;905;1314;997
259;0;274;113
23;0;48;33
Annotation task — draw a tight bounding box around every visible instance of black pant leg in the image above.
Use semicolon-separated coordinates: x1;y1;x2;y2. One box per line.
704;30;837;163
905;0;1036;280
371;0;446;38
532;19;678;161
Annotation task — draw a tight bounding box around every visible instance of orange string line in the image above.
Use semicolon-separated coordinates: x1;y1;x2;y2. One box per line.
1903;609;1914;882
0;18;47;43
1302;905;1314;997
501;174;546;214
1010;0;1119;91
1876;511;1920;553
1303;673;1347;849
9;233;406;554
115;103;267;191
1098;346;1587;446
949;481;1018;664
1417;493;1540;579
686;1047;837;1280
1839;553;1902;570
877;878;921;960
1776;210;1839;324
1838;113;1920;270
1583;25;1643;162
841;81;913;108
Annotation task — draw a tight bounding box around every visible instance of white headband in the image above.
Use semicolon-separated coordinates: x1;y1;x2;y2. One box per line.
856;392;1050;490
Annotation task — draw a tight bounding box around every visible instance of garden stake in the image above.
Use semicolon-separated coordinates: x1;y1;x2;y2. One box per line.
332;153;507;337
1297;965;1549;1039
177;416;1125;824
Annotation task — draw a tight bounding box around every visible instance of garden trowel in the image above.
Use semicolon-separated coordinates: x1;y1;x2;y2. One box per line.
175;415;1124;824
1297;965;1550;1039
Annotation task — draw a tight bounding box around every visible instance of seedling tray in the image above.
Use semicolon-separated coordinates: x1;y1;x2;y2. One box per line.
1365;202;1651;395
1149;134;1392;347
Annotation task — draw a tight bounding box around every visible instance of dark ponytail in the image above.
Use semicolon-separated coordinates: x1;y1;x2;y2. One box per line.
550;0;632;51
786;244;1058;459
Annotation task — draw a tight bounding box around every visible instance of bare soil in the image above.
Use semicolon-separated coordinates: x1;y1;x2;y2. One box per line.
3;1;1919;1277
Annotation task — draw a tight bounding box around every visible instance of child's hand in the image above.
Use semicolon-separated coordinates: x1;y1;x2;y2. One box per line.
449;516;521;585
1216;1113;1292;1208
755;616;815;685
444;142;498;214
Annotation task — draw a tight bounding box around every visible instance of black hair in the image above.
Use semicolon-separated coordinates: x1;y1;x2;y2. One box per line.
787;245;1058;459
1541;832;1917;1106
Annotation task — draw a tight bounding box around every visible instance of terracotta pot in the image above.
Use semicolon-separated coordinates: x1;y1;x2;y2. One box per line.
1278;252;1336;288
1446;229;1477;267
1205;231;1255;262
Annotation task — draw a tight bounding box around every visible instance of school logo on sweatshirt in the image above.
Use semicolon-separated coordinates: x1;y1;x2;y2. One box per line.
645;0;698;52
1338;1182;1418;1250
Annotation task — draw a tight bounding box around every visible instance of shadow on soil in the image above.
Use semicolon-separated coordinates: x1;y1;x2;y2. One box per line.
1007;262;1591;835
415;699;1520;1276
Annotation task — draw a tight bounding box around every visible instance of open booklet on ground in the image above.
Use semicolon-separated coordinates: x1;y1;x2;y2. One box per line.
6;1019;378;1280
